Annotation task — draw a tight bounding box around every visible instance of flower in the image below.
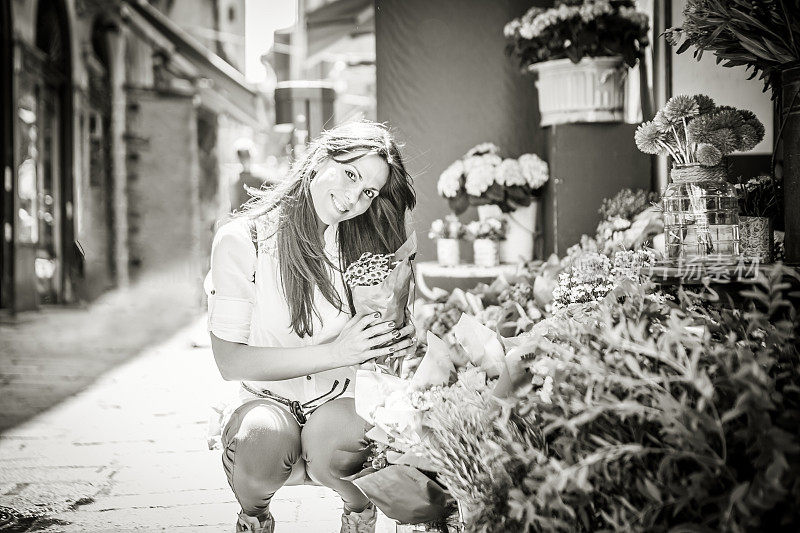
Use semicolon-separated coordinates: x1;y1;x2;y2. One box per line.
437;159;464;198
465;142;500;158
429;215;465;240
496;158;526;187
662;94;699;122
464;155;500;196
694;94;716;115
518;153;549;189
465;217;506;241
634;121;664;154
695;143;723;166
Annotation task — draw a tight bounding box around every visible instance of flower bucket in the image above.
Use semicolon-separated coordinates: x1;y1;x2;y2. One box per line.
529;56;626;127
739;216;772;263
436;239;460;266
476;204;503;222
473;239;499;267
500;201;541;264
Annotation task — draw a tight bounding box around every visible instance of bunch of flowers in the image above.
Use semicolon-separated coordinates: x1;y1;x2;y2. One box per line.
552;249;655;310
598;187;659;221
428;215;465;240
438;143;549;215
504;0;650;71
634;94;765;166
344;251;400;287
664;0;800;96
465;218;506;242
735;174;781;218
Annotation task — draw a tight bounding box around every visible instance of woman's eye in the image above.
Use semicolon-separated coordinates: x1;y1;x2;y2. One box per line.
345;170;356;181
364;190;375;199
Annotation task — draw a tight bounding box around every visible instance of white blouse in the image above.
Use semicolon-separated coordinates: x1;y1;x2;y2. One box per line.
204;215;355;407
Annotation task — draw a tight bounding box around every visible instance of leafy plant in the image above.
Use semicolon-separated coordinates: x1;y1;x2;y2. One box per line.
504;0;650;70
664;0;800;96
598;188;660;221
735;173;781;218
422;264;800;532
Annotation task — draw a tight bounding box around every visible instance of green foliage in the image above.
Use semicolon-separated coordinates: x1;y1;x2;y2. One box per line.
664;0;800;97
431;264;800;532
504;1;650;70
598;188;659;221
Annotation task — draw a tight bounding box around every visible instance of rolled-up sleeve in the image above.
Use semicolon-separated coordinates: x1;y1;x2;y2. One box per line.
205;221;256;344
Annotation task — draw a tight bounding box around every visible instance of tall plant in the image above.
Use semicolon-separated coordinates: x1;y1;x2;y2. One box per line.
664;0;800;96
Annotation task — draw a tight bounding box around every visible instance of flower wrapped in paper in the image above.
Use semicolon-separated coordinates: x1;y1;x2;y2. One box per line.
344;232;417;374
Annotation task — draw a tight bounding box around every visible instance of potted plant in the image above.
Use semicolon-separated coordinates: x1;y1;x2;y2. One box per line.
634;94;765;261
664;0;800;262
437;143;548;263
735;174;781;263
429;215;466;267
504;0;650;126
465;218;506;268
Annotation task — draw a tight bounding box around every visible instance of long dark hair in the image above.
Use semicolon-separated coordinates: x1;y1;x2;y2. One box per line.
236;121;416;337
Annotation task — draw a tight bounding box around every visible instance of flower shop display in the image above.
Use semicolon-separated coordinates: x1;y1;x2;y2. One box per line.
438;143;548;263
735;174;781;262
429;216;466;267
343;234;416;375
595;188;662;254
635;94;766;261
504;0;650;126
664;0;800;262
465;218;505;268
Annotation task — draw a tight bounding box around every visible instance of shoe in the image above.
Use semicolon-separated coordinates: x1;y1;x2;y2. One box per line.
340;502;377;533
235;510;275;533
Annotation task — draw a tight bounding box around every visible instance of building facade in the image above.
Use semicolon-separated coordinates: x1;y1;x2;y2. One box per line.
1;0;268;312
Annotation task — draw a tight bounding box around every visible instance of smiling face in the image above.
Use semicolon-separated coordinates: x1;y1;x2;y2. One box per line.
309;151;389;228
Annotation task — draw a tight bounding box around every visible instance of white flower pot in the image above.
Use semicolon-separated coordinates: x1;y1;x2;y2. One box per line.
500;201;541;264
436;238;461;266
476;204;503;222
529;56;627;127
473;239;499;267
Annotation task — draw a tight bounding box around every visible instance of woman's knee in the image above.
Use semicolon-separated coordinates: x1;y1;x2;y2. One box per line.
222;401;302;509
302;398;369;481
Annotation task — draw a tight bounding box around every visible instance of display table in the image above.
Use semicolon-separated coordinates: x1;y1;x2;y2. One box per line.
415;261;521;300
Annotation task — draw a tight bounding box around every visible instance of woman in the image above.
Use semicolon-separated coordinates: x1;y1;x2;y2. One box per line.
205;121;417;533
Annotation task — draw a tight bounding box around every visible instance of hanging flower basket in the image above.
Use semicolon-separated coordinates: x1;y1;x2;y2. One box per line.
529;56;627;126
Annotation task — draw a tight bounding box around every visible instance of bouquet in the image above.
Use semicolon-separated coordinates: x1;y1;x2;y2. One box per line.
634;94;765;166
735;174;781;218
428;215;465;240
344;233;417;375
504;0;650;71
437;143;548;215
465;218;506;242
350;314;514;527
664;0;800;96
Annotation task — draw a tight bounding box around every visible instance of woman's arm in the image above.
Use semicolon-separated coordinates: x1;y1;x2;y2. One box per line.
211;313;416;381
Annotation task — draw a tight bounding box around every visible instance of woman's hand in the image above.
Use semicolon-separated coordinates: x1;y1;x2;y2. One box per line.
331;312;417;366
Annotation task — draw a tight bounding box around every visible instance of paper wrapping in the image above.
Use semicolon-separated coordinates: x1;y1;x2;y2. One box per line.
347;465;454;524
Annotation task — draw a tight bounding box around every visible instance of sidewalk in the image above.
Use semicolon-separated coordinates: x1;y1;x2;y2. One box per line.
0;293;396;531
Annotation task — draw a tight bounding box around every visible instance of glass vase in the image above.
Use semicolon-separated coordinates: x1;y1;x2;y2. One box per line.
662;164;740;262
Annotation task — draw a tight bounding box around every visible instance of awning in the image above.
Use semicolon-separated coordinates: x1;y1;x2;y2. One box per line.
122;0;260;127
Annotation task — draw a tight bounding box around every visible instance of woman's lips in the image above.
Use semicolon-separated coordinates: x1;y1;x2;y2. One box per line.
331;194;348;214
